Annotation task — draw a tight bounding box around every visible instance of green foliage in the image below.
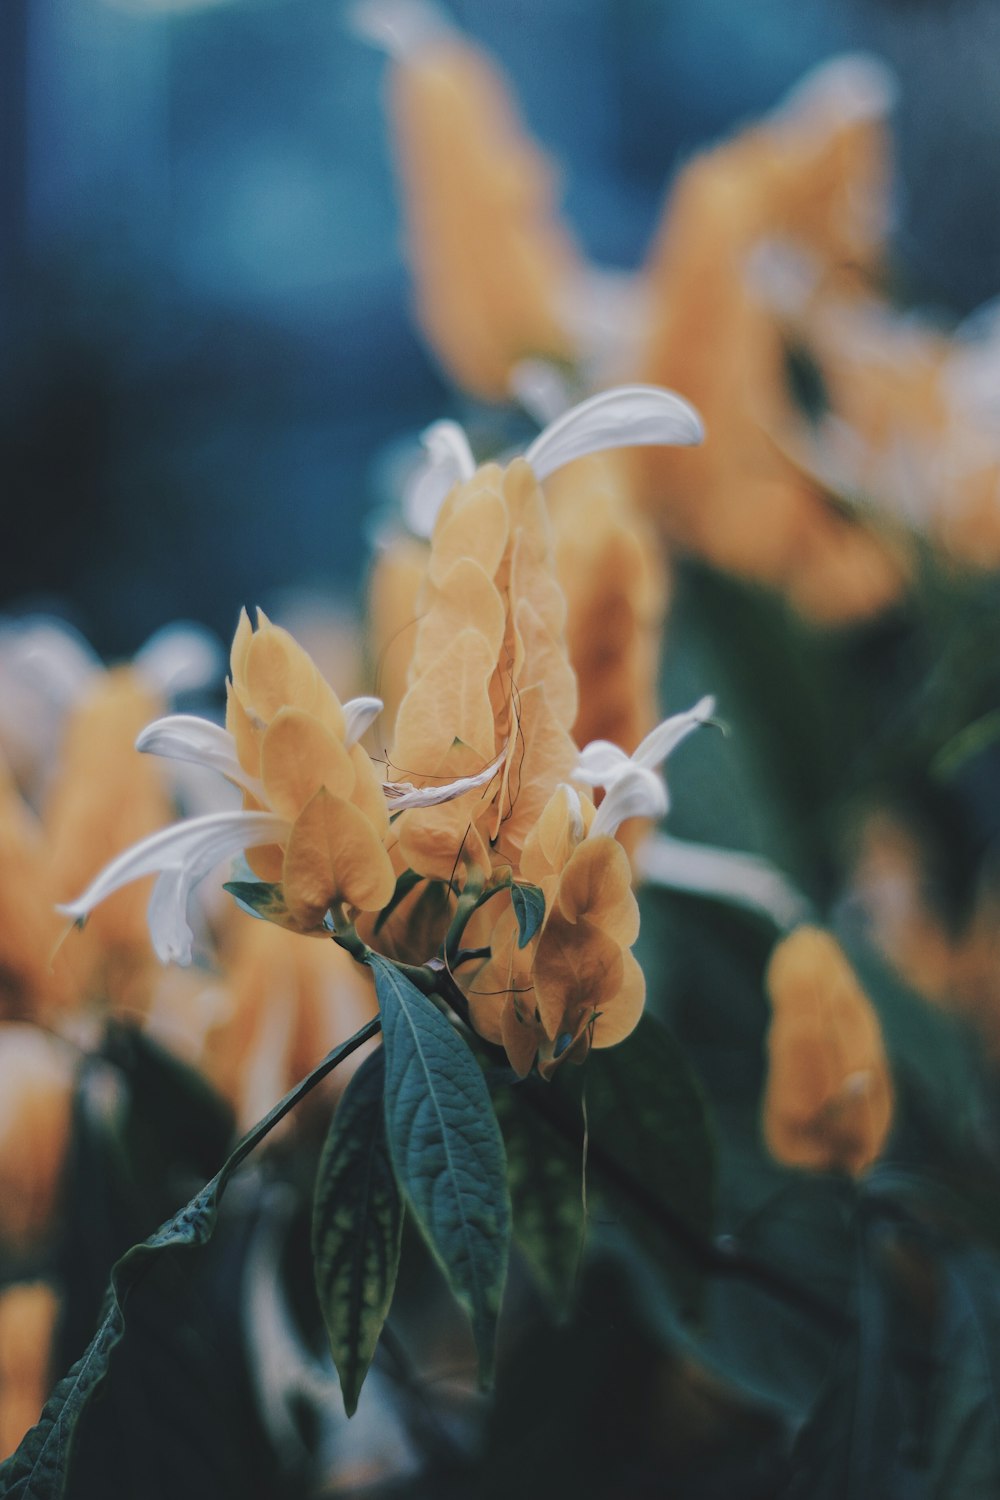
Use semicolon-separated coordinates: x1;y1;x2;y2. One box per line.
367;953;511;1384
0;1018;381;1499
510;883;545;948
221;878;303;931
493;1086;583;1317
312;1047;402;1416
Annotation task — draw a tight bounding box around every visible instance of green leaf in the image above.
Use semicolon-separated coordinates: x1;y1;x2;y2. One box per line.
367;953;510;1383
511;884;545;949
532;1014;716;1313
312;1046;402;1416
373;869;424;934
222;879;306;931
0;1016;382;1499
925;1249;1000;1496
493;1086;583;1318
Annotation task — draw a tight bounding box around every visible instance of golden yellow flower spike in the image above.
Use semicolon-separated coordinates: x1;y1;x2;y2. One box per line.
364;6;582;399
763;926;893;1176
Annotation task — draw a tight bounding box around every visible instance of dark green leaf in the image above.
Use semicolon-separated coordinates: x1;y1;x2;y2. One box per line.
544;1014;716;1313
493;1086;583;1318
367;953;510;1383
925;1249;1000;1497
221;879;304;931
374;869;425;934
0;1017;381;1499
312;1047;402;1416
511;884;545;949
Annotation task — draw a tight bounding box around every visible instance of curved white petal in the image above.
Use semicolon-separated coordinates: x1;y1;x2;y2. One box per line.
58;811;290;965
508;360;574;427
1;617;101;711
384;747;505;809
136;714;264;800
574;740;632;788
554;782;586;845
774;53;898;129
348;0;451;58
589;765;668;841
403;420;477;536
635;833;813;933
134;624;225;701
524;385;704;481
343;696;384;749
633;696;717;771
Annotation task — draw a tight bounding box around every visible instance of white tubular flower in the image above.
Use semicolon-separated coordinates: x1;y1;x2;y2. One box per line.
136;716;265;800
579;696;716;841
57;811;291;965
383;746;506;810
404;383;704;538
635;833;814;933
133;623;225;700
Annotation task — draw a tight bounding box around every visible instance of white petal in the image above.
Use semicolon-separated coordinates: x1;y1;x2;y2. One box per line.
574;740;632;788
348;0;451;58
508;359;573;427
136;715;265;800
554;783;586;845
2;617;101;711
524;385;704;481
384;747;505;810
589;765;668;841
343;696;384;748
134;624;225;700
633;696;717;771
635;834;813;933
774;53;898;129
58;811;290;964
403;420;477;536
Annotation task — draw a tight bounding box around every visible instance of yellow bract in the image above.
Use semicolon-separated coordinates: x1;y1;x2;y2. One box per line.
387;37;581;400
763;926;893;1176
389;459;579;881
226;611;393;928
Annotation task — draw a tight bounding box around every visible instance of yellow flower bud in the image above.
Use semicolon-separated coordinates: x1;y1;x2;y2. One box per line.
763;927;893;1176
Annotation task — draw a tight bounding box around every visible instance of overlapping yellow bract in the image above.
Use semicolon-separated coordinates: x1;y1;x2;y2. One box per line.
0;1024;76;1252
373;455;648;1074
386;35;582;400
763;926;893;1176
226;610;392;919
467;787;644;1077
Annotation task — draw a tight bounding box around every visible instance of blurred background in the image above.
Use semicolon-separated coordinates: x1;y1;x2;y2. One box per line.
4;0;1000;657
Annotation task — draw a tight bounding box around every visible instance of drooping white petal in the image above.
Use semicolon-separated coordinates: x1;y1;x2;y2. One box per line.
134;624;225;700
383;747;505;810
136;715;264;800
403;420;477;536
58;811;290;965
633;696;717;771
524;385;704;482
574;740;633;788
348;0;451;58
343;696;384;749
635;833;813;933
589;765;668;841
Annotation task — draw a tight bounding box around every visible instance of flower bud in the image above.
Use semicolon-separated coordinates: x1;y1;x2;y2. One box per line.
763;926;892;1175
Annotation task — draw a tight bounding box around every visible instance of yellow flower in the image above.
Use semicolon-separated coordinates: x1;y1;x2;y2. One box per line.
763;926;893;1176
355;0;582;400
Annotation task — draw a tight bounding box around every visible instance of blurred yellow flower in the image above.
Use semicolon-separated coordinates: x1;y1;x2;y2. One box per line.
763;926;893;1176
